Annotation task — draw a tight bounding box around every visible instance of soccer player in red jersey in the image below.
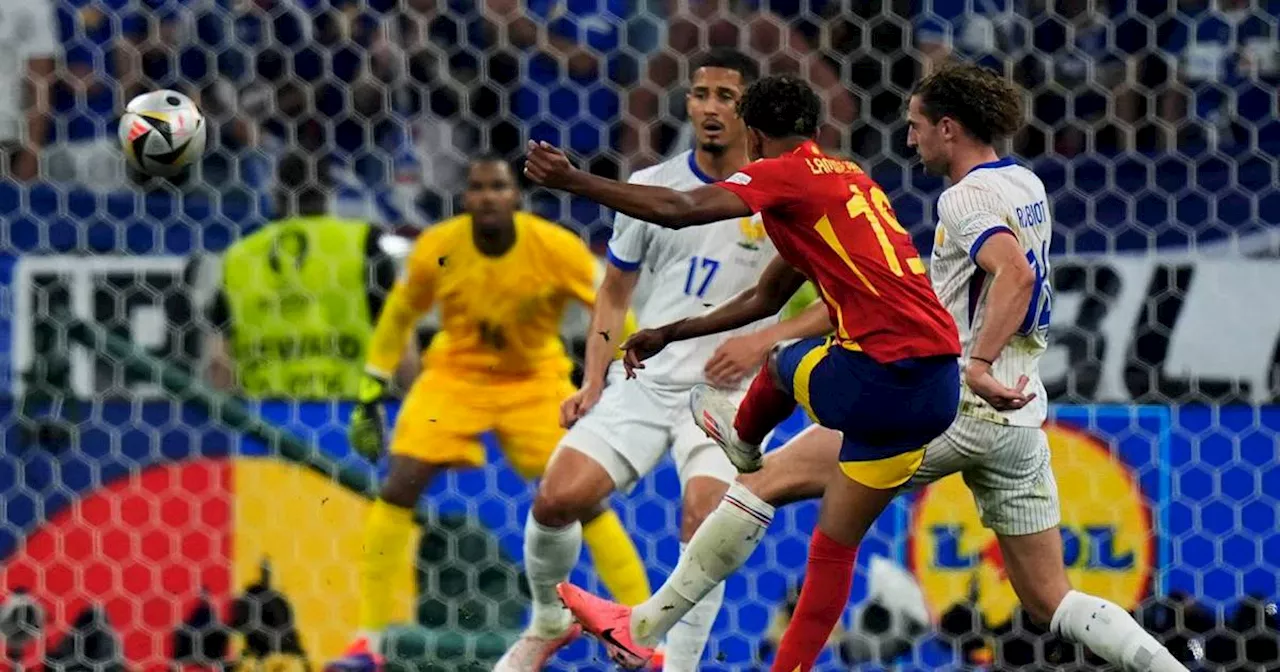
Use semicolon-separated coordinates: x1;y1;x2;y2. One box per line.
526;75;998;671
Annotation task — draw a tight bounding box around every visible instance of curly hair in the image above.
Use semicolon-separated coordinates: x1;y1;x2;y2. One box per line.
913;63;1023;144
738;75;821;139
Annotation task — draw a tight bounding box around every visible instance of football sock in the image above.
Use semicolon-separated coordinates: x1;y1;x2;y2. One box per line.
632;482;775;647
734;366;797;446
770;529;857;672
661;543;725;672
525;513;581;636
1051;590;1188;671
583;509;652;607
358;499;417;639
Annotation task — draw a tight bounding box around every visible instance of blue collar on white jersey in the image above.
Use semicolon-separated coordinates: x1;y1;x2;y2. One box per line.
687;151;716;184
967;156;1017;174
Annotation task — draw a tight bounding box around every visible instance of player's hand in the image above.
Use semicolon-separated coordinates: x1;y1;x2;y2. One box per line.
705;333;770;388
964;362;1037;412
349;373;389;461
620;327;671;378
523;140;577;189
560;384;603;428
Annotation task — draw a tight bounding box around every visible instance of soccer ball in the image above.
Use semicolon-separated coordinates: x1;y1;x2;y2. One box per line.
118;90;206;177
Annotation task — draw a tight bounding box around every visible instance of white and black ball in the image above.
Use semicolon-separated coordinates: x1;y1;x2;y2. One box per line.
118;90;206;177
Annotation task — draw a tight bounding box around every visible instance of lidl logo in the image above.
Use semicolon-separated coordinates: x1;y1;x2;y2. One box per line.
909;422;1152;626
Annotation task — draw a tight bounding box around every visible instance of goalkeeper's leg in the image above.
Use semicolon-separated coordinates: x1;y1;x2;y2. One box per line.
327;456;442;672
582;503;652;608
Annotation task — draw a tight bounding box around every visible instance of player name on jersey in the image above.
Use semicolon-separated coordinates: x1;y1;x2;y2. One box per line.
802;157;861;176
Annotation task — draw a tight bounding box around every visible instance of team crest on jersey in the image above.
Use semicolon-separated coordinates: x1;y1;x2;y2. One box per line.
737;216;766;250
908;422;1151;627
934;226;946;248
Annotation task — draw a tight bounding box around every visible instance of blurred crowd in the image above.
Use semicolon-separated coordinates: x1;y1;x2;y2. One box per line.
2;0;1279;227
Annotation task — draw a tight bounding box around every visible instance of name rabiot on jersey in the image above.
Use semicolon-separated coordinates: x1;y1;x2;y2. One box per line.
608;150;779;389
929;157;1051;427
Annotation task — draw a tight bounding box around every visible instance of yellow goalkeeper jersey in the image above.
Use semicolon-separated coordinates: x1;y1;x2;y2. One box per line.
367;212;598;380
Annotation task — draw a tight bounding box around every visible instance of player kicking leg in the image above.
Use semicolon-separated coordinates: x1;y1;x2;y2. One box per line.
496;50;836;672
561;64;1187;672
529;75;965;671
567;418;1185;672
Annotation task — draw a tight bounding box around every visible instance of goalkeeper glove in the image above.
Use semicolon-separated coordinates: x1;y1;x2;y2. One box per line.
349;372;389;461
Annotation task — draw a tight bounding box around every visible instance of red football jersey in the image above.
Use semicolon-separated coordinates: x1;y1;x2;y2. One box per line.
717;140;960;363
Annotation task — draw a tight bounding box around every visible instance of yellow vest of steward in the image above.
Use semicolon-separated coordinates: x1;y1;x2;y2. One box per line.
223;216;373;399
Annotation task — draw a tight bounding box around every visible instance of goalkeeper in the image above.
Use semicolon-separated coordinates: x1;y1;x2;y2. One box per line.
326;156;651;672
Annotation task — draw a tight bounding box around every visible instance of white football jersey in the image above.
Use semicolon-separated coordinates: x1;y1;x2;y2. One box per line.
608;150;779;389
929;157;1051;427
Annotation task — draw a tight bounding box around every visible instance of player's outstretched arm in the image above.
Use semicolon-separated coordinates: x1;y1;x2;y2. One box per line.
621;257;807;375
524;141;753;228
349;239;437;460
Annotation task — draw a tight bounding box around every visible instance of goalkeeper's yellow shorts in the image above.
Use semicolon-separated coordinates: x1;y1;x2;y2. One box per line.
390;368;575;479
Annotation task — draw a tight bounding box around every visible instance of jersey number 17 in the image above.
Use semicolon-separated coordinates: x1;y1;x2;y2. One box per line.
684;256;720;298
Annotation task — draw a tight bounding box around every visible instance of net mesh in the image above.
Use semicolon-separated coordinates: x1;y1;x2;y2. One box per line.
2;0;1279;670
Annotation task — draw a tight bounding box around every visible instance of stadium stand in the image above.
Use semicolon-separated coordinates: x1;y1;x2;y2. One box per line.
1;0;1279;669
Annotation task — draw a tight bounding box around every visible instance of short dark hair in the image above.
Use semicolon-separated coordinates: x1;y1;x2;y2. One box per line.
691;49;760;85
912;63;1023;144
738;75;821;139
469;152;511;170
276;151;330;216
468;153;519;188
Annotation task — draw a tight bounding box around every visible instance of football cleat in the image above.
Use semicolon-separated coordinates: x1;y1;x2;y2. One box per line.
492;623;581;671
557;582;655;669
690;384;763;473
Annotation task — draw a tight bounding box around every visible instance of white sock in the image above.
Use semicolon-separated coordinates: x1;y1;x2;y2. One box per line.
1050;590;1187;672
661;544;725;672
631;482;774;647
524;513;582;636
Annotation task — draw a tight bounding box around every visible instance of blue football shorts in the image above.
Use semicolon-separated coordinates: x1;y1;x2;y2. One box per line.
774;337;960;489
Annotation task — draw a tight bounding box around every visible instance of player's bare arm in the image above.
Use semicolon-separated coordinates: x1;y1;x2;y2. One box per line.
561;263;641;428
705;302;832;387
967;231;1037;411
524;140;754;228
621;256;807;376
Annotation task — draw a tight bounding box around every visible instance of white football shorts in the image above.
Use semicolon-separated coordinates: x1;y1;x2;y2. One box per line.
908;413;1061;537
558;366;740;492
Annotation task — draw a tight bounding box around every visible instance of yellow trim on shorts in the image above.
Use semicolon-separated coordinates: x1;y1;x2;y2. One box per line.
791;341;830;422
839;447;927;489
